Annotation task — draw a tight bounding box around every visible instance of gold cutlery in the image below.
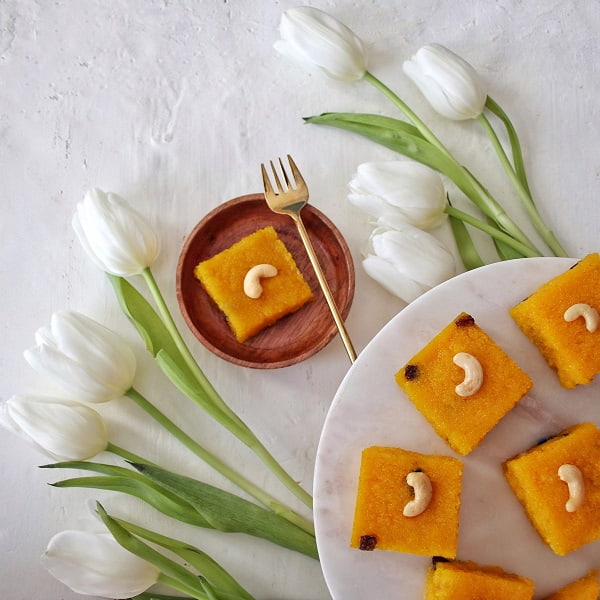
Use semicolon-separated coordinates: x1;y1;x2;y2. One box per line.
261;155;357;363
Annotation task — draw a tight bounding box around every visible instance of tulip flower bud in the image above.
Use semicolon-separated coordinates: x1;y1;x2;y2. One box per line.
42;530;159;598
348;160;447;230
1;395;108;460
275;6;368;82
403;44;487;120
362;219;456;303
24;310;136;403
73;188;160;276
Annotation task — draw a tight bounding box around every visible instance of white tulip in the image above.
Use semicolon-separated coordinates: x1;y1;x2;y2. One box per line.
24;310;136;403
362;219;456;303
403;44;487;121
275;6;368;82
348;161;447;230
73;188;160;276
0;395;108;460
43;530;159;598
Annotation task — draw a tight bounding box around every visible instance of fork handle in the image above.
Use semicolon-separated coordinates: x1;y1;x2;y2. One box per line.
292;214;357;364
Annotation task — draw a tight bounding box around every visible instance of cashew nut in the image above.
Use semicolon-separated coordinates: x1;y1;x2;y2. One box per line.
243;264;278;298
563;303;599;333
558;463;585;512
403;471;432;517
453;352;483;397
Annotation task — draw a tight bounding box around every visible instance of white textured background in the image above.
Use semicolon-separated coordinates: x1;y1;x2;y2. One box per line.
1;1;599;599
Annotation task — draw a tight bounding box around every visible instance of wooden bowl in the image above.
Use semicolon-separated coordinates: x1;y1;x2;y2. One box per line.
176;194;355;369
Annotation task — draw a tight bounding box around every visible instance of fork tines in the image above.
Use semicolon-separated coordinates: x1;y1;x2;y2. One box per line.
261;155;305;195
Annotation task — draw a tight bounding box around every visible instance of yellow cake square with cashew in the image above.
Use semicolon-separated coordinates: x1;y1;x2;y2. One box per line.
425;559;534;600
542;571;600;600
395;313;533;455
503;422;600;555
194;226;313;342
350;446;462;558
510;253;600;388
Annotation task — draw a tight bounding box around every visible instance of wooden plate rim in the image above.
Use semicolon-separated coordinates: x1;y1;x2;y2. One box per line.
175;193;355;369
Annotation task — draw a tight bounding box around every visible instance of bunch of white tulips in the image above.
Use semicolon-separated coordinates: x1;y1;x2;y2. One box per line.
2;189;315;599
276;6;566;303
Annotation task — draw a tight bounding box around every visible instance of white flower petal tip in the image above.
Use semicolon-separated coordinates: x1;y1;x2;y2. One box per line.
73;188;160;276
43;530;159;598
403;44;487;120
348;160;447;230
24;310;136;404
276;6;368;82
363;221;456;303
4;395;108;460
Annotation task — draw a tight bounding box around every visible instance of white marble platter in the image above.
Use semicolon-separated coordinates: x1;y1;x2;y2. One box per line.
314;257;600;599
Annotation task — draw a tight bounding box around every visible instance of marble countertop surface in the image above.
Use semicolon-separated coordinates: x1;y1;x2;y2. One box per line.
1;1;599;599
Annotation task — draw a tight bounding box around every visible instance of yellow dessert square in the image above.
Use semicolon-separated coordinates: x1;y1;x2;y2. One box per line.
503;422;600;555
425;559;534;600
194;226;313;342
510;253;600;388
542;571;600;600
350;446;462;558
395;313;533;455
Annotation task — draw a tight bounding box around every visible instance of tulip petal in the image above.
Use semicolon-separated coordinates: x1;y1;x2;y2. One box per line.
24;344;116;403
51;311;136;394
348;191;394;219
4;395;108;460
371;223;456;289
348;161;447;229
73;189;160;277
43;530;159;598
276;6;367;82
362;220;456;302
362;255;426;303
403;44;486;120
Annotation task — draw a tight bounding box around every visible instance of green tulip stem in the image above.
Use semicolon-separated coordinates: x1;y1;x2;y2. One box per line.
363;71;446;153
363;71;542;255
476;111;567;257
156;574;206;600
485;96;532;195
140;267;313;510
125;387;314;535
105;442;156;466
444;205;540;258
141;268;246;429
199;577;219;600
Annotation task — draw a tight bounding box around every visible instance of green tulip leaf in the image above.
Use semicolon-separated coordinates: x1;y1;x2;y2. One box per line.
96;503;220;599
108;275;194;377
486;216;525;261
130;462;319;560
199;578;220;600
445;205;535;258
52;475;211;528
446;197;485;271
154;349;246;439
43;461;210;528
110;516;255;600
304;112;467;184
134;595;195;600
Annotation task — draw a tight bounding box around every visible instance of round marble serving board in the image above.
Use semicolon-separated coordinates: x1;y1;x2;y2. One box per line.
314;257;600;600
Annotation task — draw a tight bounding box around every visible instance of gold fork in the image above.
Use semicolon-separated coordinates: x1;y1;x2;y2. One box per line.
261;155;357;364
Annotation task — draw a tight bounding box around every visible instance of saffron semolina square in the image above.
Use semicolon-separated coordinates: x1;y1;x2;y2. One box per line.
509;253;600;388
503;422;600;555
542;572;600;600
194;226;313;342
350;446;462;558
425;559;534;600
395;313;533;456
